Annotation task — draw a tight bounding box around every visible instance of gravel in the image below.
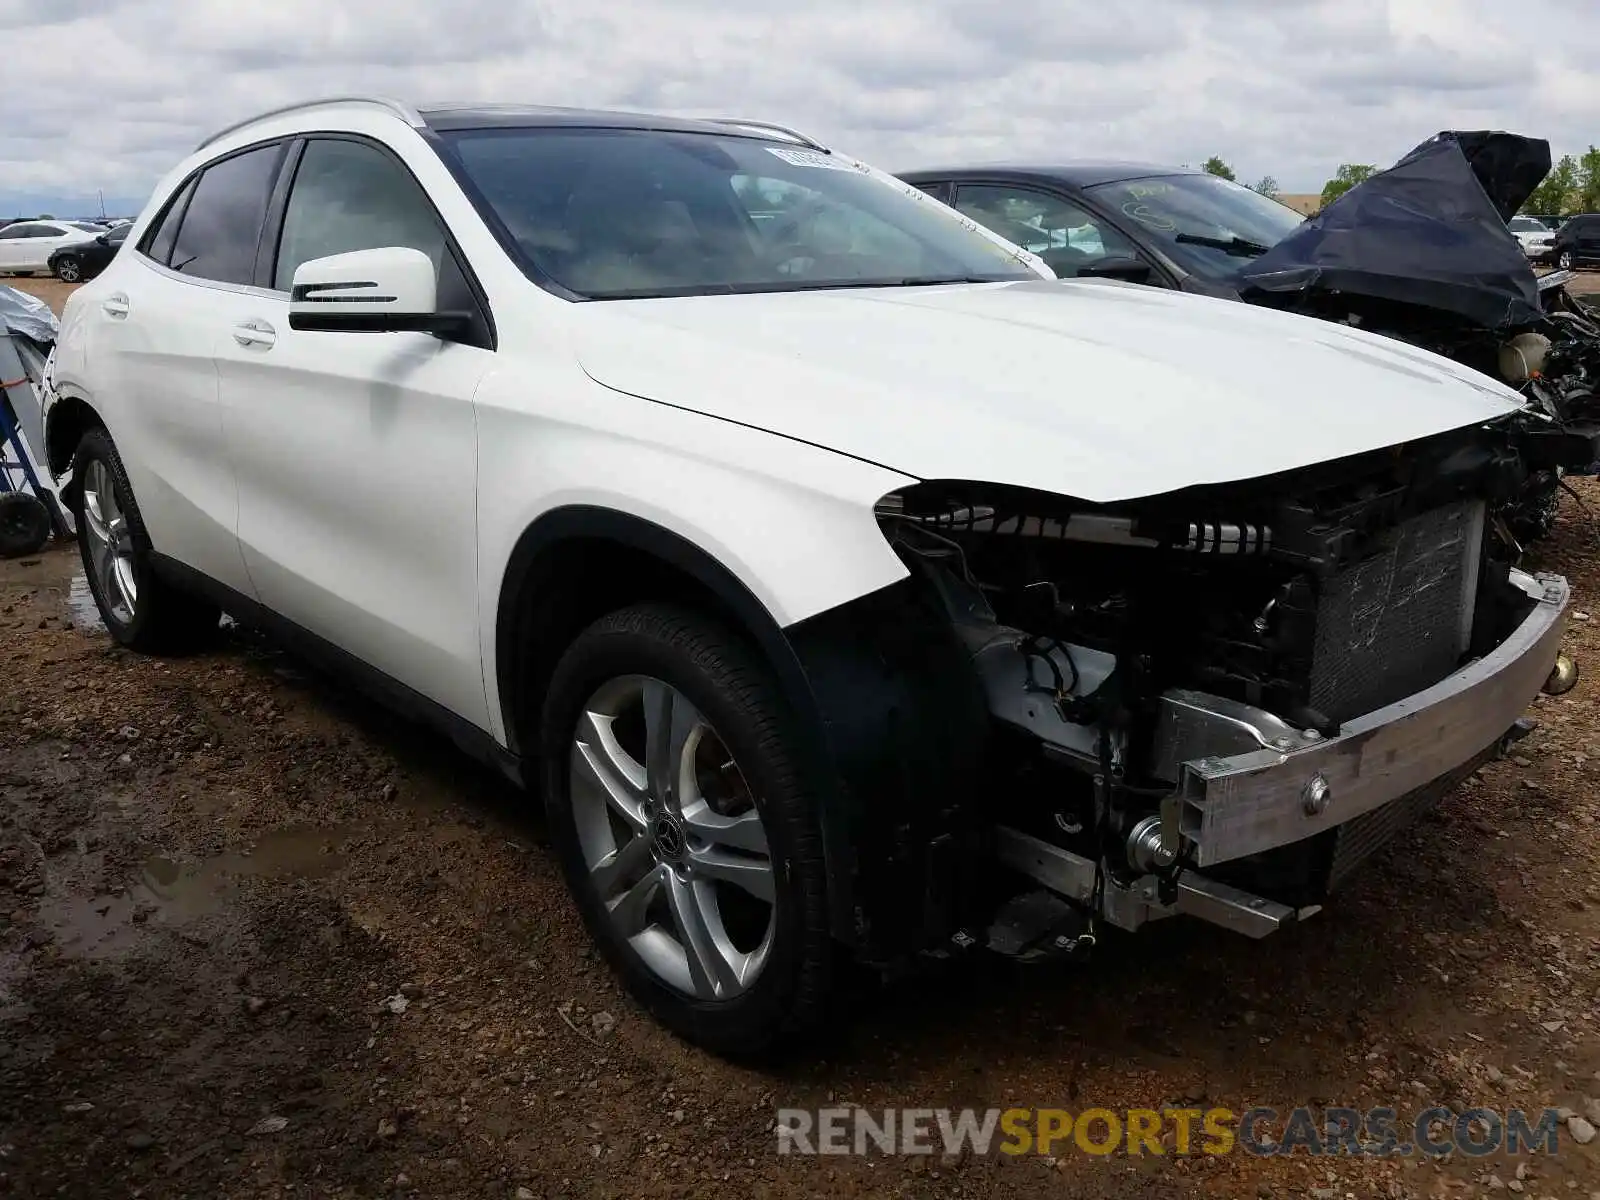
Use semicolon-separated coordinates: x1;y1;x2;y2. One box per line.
4;366;1600;1197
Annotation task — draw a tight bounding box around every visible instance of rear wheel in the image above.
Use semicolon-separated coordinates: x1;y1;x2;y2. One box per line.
70;426;220;651
539;604;833;1056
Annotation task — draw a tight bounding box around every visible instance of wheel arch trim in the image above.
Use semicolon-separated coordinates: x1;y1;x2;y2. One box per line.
491;503;825;761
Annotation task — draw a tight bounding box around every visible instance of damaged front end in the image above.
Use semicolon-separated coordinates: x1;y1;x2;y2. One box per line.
870;419;1571;959
1239;131;1600;542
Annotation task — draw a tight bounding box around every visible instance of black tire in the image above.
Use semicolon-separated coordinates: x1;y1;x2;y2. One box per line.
0;492;51;558
53;256;82;282
1557;248;1576;271
538;603;834;1057
69;426;220;651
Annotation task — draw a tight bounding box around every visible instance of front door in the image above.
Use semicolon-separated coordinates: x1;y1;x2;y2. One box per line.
951;184;1157;282
215;135;495;729
1580;218;1600;263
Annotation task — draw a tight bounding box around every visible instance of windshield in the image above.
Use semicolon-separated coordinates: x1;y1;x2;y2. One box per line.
440;127;1039;299
1083;173;1306;279
1509;216;1548;233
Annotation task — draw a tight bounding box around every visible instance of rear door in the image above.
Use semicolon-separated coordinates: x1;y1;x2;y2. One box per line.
96;142;288;595
30;223;89;270
215;134;495;727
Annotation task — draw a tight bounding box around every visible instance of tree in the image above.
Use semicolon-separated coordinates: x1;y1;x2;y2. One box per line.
1319;164;1377;207
1250;176;1280;199
1525;154;1579;216
1202;156;1236;181
1578;147;1600;214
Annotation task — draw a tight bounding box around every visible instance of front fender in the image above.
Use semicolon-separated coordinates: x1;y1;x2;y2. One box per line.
474;368;916;747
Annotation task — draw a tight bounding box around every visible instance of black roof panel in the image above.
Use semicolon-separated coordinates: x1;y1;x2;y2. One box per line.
897;160;1200;189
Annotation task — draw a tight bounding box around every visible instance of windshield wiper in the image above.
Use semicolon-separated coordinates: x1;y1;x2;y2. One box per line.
1173;233;1274;257
892;274;1017;285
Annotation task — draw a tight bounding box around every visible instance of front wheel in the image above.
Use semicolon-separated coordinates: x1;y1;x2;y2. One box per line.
53;256;82;282
539;604;834;1057
70;426;220;651
1557;248;1576;271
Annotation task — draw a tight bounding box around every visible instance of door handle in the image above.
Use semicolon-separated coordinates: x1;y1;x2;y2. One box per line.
232;319;276;349
102;294;129;319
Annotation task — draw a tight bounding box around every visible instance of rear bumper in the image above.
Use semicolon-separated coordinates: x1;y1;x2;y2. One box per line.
1166;570;1568;867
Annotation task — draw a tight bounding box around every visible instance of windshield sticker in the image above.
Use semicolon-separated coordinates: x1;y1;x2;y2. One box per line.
766;147;852;172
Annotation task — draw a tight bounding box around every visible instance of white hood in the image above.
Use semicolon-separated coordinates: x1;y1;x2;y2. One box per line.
569;278;1525;503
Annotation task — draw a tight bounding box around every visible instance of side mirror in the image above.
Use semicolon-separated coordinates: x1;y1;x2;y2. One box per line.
1074;257;1155;285
288;247;470;335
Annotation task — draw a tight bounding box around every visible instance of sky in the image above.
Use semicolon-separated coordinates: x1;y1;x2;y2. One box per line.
3;0;1599;217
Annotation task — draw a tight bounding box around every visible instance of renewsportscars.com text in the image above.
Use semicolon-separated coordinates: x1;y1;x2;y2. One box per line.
775;1106;1569;1158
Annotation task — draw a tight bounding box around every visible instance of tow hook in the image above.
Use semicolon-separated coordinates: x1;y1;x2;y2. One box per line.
1544;653;1579;696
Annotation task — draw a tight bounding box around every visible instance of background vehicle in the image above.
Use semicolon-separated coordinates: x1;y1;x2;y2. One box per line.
898;162;1305;292
1551;214;1600;269
48;222;130;282
903;134;1600;543
43;98;1576;1055
1509;214;1555;260
0;220;101;275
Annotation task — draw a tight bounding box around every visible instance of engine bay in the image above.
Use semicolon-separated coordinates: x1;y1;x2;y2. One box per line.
873;417;1564;952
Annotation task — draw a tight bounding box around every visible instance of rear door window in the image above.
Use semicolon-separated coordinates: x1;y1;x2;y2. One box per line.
166;143;285;285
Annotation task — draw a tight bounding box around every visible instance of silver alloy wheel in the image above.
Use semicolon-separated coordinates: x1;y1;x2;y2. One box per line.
80;459;137;625
569;675;776;1000
56;258;80;282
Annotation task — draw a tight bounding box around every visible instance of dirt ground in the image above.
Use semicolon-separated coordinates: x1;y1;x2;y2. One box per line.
6;279;1600;1200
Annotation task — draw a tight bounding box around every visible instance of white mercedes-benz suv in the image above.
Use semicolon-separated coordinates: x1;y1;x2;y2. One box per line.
43;97;1576;1055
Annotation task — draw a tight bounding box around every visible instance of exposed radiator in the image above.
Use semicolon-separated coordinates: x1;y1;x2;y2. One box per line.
1309;500;1486;723
1327;743;1498;889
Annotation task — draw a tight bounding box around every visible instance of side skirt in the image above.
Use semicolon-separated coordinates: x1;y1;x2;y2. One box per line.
149;552;525;788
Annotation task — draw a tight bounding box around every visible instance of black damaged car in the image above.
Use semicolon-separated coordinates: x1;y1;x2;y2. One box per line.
902;132;1600;543
47;221;130;283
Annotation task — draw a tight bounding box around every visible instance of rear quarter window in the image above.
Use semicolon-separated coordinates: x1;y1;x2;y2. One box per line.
139;177;197;267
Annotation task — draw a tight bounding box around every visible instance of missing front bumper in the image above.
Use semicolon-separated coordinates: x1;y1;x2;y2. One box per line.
992;570;1570;939
1161;570;1569;868
992;824;1306;938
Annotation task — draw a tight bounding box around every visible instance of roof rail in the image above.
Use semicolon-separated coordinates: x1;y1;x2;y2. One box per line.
196;95;424;151
707;118;828;153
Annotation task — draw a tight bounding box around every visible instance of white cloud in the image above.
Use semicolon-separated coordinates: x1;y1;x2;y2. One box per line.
1;0;1598;213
